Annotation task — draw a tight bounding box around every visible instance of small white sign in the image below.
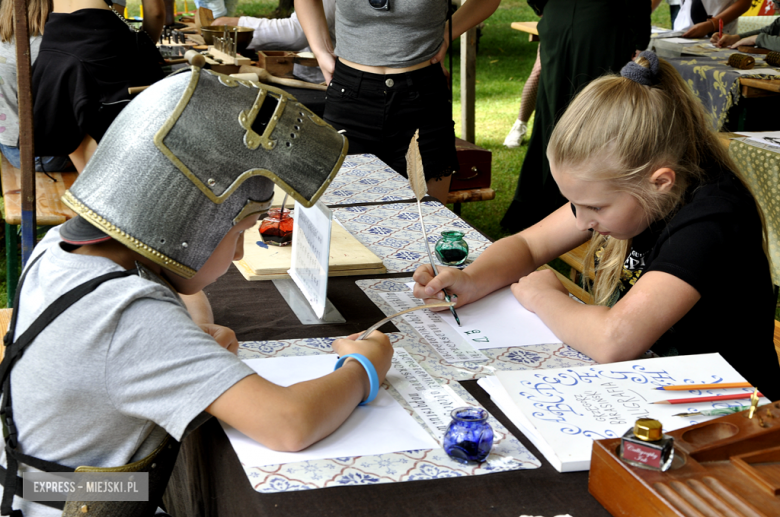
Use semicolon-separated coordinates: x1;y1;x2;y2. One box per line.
289;201;332;319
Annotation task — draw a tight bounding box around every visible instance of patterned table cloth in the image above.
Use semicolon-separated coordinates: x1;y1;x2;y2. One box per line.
728;138;780;284
320;154;416;206
236;336;542;493
333;201;492;273
667;54;780;130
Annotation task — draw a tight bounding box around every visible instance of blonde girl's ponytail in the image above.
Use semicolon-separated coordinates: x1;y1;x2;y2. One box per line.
549;51;755;306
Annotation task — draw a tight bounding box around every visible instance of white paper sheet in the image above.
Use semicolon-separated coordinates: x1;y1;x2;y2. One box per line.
733;68;780;76
480;353;770;472
436;286;562;349
660;37;706;44
220;355;439;467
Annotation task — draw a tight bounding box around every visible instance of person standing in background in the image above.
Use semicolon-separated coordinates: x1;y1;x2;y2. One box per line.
501;0;651;233
0;0;73;172
295;0;500;204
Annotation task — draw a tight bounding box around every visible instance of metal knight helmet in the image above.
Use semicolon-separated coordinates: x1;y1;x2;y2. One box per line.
61;67;347;278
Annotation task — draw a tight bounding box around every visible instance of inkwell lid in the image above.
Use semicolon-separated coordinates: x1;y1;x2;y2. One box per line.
633;418;663;442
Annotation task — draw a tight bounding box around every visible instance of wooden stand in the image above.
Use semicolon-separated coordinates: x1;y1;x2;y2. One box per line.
589;401;780;516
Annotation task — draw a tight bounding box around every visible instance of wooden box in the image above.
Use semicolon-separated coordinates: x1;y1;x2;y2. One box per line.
256;51;296;78
589;401;780;516
452;137;492;191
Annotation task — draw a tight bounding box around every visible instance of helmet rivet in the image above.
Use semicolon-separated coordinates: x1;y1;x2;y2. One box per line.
207;178;216;187
182;242;188;248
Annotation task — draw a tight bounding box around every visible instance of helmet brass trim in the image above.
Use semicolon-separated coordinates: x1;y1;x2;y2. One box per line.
152;68;347;207
62;191;198;279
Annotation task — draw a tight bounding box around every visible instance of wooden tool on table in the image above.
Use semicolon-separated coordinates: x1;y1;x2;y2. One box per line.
406;130;461;326
589;399;780;517
238;65;327;91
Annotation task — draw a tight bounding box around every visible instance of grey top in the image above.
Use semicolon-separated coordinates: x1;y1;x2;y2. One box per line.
0;37;41;146
740;17;780;52
334;0;448;68
0;227;254;517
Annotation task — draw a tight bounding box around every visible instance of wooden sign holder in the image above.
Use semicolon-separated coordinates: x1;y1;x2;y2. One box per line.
589;401;780;516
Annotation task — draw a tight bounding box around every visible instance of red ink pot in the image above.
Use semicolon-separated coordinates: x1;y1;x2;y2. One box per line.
259;208;294;246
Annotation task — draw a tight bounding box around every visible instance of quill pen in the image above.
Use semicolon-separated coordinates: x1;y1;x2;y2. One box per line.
406;130;461;326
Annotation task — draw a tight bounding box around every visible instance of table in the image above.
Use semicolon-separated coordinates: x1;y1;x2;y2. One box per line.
647;40;780;131
162;158;611;517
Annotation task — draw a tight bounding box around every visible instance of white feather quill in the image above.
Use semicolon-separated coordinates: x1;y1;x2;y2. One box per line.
405;131;461;325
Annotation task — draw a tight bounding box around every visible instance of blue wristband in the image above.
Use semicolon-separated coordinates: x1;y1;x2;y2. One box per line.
334;353;380;405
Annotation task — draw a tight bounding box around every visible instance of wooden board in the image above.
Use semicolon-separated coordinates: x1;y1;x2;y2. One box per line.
235;220;386;280
589;401;780;517
0;154;77;225
738;45;772;55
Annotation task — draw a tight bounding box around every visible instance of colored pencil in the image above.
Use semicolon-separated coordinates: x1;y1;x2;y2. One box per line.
655;382;752;391
718;18;723;40
653;392;763;405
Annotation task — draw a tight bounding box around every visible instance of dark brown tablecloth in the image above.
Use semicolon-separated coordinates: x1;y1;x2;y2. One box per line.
164;265;611;517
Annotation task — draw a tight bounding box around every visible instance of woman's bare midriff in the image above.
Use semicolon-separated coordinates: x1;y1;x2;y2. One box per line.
338;57;432;75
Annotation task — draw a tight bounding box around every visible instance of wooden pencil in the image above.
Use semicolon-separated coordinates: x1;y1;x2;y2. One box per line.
655;382;752;391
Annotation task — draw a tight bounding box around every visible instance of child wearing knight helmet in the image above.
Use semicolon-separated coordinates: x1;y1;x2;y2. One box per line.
0;68;392;517
414;51;779;401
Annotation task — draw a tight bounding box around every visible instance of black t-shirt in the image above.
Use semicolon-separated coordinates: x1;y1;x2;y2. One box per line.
31;9;165;156
609;170;778;400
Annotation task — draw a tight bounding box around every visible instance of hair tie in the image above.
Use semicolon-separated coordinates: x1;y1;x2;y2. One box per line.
620;50;660;86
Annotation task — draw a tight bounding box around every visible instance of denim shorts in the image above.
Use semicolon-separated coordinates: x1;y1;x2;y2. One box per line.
324;59;458;181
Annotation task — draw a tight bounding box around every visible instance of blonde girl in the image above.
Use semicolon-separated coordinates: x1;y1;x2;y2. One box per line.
414;51;778;400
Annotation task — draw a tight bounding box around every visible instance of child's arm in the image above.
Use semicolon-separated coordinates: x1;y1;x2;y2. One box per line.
205;331;393;452
681;0;751;39
413;203;591;308
514;269;700;363
294;0;335;83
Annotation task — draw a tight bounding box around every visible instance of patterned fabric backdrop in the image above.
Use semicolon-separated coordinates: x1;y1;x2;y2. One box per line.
728;138;780;284
667;54;780;130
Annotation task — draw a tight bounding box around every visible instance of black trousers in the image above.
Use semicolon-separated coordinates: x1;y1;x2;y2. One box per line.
324;59;458;181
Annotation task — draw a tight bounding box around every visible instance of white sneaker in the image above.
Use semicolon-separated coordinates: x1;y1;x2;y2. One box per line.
503;120;527;148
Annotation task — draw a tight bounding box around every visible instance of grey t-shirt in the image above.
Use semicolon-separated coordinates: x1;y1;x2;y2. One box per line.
0;36;41;146
334;0;447;68
0;227;255;517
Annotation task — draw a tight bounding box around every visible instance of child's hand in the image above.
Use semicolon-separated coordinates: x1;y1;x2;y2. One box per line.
710;33;740;47
332;331;393;399
412;264;470;308
729;35;758;48
199;323;239;354
681;21;716;39
510;269;568;313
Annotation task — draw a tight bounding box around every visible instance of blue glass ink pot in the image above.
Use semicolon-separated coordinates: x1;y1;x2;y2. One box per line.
435;231;469;266
443;407;493;464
